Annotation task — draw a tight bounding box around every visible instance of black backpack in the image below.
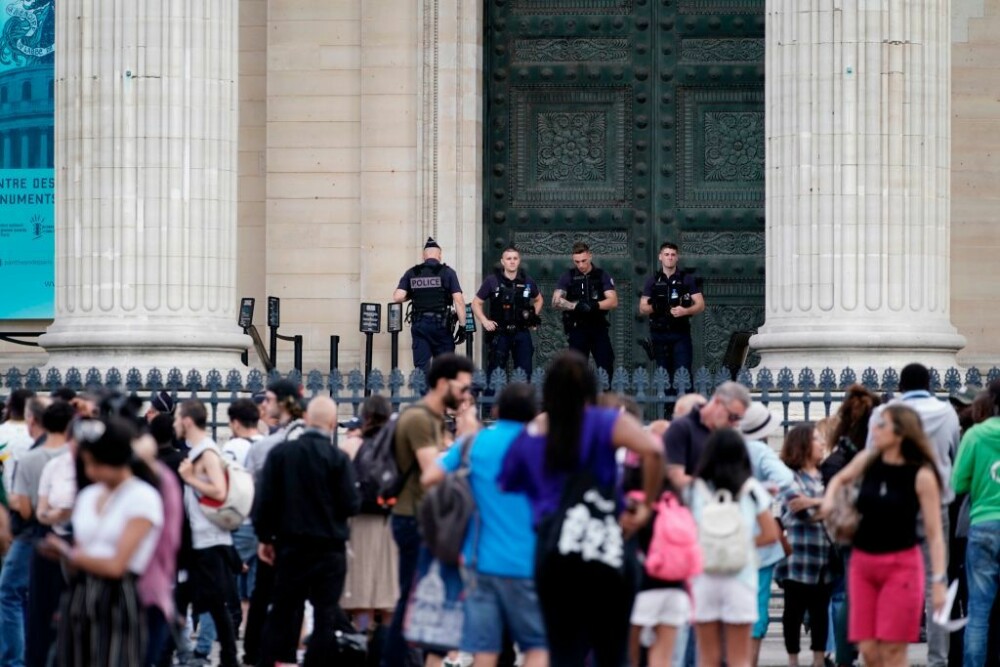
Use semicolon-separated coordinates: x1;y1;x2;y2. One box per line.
353;405;433;514
418;435;476;566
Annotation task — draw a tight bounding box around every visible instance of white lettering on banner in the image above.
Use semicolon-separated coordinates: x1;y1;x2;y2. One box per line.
557;496;624;569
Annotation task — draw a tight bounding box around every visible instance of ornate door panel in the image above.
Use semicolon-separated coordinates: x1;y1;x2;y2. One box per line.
484;0;765;373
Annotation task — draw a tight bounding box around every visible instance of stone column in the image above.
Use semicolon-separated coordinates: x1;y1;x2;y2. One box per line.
751;0;966;370
40;0;248;371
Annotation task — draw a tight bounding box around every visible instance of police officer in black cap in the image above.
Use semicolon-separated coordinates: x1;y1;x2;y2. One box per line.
552;241;618;379
639;241;705;380
472;245;543;382
392;237;466;373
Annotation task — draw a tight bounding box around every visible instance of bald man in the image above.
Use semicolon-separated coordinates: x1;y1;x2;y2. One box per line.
253;395;360;665
305;396;338;432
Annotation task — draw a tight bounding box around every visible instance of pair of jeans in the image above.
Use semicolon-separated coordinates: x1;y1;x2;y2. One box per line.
232;523;258;600
381;515;422;667
0;538;32;667
26;549;64;667
964;520;1000;667
781;580;833;654
260;544;347;666
923;507;951;667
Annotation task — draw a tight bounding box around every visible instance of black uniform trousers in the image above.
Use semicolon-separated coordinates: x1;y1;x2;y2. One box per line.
650;330;694;385
567;325;615;382
411;314;455;374
486;329;534;384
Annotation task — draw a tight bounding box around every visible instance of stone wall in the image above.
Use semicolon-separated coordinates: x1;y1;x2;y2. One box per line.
952;0;1000;367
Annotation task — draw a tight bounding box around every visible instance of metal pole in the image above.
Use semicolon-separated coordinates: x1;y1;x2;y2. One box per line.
390;332;399;371
364;332;375;397
294;335;303;373
329;335;340;374
270;326;278;370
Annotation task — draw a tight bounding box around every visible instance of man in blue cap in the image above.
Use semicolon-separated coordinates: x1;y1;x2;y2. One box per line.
393;237;466;373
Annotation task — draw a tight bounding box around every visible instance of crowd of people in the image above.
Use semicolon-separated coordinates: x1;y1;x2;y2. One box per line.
0;356;998;667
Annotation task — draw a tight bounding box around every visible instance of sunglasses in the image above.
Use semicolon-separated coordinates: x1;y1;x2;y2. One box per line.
73;418;106;445
726;410;744;424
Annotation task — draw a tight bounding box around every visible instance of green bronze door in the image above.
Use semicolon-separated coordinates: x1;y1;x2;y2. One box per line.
484;0;765;374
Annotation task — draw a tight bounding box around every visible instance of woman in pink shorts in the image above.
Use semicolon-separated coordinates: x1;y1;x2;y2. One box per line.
822;405;947;667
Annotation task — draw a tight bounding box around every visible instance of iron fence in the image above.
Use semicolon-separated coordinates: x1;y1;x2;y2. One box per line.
1;364;997;440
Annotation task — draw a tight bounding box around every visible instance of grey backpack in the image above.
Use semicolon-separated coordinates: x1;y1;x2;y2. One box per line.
417;435;476;566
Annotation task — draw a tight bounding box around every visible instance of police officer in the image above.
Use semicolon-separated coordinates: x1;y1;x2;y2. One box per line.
392;237;466;373
639;241;705;380
552;241;618;379
472;246;543;383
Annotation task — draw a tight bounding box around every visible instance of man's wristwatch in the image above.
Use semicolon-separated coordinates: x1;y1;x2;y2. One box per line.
931;572;947;584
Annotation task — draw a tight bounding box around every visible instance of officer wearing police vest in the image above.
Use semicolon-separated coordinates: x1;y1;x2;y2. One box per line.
639;241;705;380
392;237;466;373
552;241;619;379
472;245;543;383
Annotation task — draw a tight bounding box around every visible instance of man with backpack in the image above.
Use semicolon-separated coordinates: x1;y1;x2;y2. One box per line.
421;382;548;667
175;399;241;667
255;396;360;665
380;353;476;667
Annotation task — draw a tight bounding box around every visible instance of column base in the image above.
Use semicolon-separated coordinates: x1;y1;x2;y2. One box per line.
38;318;251;376
750;323;967;375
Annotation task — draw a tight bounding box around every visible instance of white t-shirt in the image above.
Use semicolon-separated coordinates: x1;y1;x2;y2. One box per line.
72;477;164;575
184;439;233;549
0;420;34;492
222;435;261;468
38;451;78;536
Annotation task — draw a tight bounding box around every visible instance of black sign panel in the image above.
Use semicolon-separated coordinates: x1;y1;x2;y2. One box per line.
267;297;280;328
360;303;382;334
387;302;403;333
465;304;476;332
238;298;255;329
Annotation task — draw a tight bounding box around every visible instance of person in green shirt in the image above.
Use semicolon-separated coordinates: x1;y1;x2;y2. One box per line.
951;380;1000;667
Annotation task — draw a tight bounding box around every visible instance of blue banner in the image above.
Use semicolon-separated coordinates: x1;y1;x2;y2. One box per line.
0;0;55;320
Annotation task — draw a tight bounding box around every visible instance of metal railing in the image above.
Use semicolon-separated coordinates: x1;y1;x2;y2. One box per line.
2;364;997;440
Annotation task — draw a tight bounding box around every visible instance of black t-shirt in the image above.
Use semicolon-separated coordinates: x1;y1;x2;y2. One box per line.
853;458;921;553
663;406;711;475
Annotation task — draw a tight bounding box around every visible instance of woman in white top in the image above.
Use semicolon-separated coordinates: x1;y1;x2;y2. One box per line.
42;417;164;667
688;428;780;667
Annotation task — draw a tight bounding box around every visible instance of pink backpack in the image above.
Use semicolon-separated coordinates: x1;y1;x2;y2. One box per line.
644;491;703;582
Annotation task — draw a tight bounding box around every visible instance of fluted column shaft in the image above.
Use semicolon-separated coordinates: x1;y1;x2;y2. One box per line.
41;0;247;370
752;0;965;369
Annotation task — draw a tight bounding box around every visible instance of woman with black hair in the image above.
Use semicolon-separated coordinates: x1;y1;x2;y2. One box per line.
776;423;834;667
42;417;164;667
688;427;780;667
340;394;400;631
822;404;946;667
499;351;664;667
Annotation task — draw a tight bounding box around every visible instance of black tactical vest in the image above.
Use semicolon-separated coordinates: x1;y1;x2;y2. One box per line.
649;270;692;333
409;263;451;315
563;267;608;328
488;270;533;329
